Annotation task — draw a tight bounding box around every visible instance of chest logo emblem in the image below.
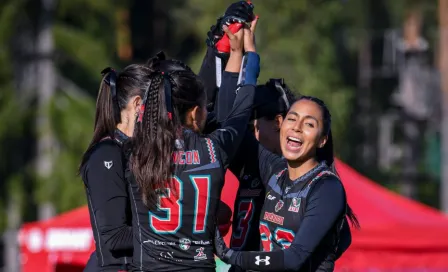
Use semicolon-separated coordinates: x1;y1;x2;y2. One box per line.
275;200;284;212
288;197;301;213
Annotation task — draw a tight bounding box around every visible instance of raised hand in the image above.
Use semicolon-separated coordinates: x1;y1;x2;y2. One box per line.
223;25;244;54
243;16;258;53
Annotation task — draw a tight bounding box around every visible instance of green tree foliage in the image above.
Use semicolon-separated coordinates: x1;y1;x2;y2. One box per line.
0;0;443;231
174;0;353;156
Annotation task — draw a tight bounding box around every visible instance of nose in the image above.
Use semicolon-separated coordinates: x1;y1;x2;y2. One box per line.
292;119;302;132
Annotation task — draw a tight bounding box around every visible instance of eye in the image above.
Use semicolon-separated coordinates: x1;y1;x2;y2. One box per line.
306;123;315;128
287;117;296;122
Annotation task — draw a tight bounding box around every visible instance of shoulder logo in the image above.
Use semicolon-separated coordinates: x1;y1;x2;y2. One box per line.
104;161;113;169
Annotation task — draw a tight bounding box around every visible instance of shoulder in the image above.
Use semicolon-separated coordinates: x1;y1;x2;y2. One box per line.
309;173;345;201
85;140;123;172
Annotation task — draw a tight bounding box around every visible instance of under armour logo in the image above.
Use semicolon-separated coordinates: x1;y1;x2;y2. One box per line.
104;161;113;169
255;256;270;266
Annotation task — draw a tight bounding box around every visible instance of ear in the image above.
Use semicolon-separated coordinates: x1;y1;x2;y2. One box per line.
318;134;328;148
191;105;201;122
253;119;260;141
130;95;142;112
274;114;284;131
188;105;203;132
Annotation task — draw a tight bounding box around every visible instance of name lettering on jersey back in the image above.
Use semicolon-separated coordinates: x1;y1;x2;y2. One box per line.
263;212;284;225
172;150;200;165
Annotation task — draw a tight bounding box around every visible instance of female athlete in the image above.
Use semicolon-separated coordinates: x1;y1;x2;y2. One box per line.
126;24;259;272
216;96;359;272
80;64;155;271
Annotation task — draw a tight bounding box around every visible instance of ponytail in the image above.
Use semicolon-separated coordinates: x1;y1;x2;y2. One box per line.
131;71;179;206
130;53;205;206
78;69;120;173
317;130;360;229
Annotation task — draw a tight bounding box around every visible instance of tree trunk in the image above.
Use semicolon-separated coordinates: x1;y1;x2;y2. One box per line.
36;0;57;220
439;0;448;213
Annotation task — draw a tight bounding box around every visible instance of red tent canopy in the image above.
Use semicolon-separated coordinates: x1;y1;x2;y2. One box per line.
334;160;448;271
19;161;448;271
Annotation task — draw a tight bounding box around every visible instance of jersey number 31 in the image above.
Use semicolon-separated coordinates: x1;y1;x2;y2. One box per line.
149;175;210;234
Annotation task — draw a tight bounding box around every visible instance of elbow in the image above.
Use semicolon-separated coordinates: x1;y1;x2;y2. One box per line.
284;247;308;271
100;227;133;253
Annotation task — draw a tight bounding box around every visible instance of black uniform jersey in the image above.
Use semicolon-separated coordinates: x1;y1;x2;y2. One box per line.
212;70;265;254
81;129;133;272
226;145;351;272
127;84;256;272
228;133;265;253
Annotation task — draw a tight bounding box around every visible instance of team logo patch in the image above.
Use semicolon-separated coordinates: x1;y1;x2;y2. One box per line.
288;197;301;213
275;200;284;212
179;238;191;250
194;247;207;261
104;161;113;169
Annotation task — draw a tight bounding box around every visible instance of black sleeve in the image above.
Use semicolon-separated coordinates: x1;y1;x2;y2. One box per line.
84;142;133;253
228;177;346;271
216;71;239;123
199;46;220;111
257;141;286;185
209;84;255;167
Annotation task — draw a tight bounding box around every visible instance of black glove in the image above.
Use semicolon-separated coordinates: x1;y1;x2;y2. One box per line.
224;1;255;24
206;1;254;50
213;226;232;262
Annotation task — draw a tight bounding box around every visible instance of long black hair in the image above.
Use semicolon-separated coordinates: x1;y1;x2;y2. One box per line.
79;64;153;172
298;96;360;229
130;53;206;206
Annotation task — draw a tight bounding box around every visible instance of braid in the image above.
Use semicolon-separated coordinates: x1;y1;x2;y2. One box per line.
169;59;193;72
147;74;163;138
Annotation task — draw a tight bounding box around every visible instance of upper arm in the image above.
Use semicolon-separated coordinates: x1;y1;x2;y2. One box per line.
199;46;219;111
216;72;240;123
84;143;131;246
85;143;128;205
209;85;255;167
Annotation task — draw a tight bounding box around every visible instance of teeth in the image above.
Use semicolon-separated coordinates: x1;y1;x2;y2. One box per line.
287;137;302;143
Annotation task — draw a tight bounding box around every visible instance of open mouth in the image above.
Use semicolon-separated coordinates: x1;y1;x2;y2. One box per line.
286;136;303;151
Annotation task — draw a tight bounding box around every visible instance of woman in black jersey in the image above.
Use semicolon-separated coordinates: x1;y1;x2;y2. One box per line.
126;24;259;272
79;65;156;272
216;96;360;272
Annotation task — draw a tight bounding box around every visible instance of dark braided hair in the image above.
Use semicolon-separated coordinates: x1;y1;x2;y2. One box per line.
298;96;360;229
130;54;206;206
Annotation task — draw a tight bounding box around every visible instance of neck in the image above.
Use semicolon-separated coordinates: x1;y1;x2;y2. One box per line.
287;158;319;181
116;123;134;137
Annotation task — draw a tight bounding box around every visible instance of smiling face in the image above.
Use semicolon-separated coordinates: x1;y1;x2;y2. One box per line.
280;99;328;163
